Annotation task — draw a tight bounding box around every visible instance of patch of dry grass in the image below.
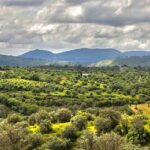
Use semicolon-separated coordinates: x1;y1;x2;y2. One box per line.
130;104;150;115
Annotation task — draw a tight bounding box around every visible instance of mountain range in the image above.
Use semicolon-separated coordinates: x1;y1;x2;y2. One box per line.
20;48;123;64
0;48;150;67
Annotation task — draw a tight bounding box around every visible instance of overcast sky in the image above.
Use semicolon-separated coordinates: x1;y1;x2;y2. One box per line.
0;0;149;55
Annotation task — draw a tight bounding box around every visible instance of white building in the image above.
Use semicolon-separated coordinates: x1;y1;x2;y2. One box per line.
82;73;89;78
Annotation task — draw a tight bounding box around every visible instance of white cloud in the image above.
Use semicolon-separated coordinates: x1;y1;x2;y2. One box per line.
115;0;132;15
123;25;136;33
67;6;83;17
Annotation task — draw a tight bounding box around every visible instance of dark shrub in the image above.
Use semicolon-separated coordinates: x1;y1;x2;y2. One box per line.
71;115;87;130
40;120;52;134
57;108;72;123
62;125;78;141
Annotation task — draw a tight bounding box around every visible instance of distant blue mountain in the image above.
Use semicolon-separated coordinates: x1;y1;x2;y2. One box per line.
20;48;123;64
57;48;123;63
0;54;48;67
20;49;55;60
124;51;150;57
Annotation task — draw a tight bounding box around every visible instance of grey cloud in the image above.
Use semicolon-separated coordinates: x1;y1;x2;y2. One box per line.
36;0;150;26
0;0;47;7
0;0;149;55
64;0;88;5
29;23;150;49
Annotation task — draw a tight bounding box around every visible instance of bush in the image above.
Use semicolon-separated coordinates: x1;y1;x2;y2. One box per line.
45;137;69;150
62;125;78;141
7;114;23;124
28;114;36;125
28;110;51;125
127;116;150;145
86;108;99;116
21;104;39;115
97;132;149;150
114;118;129;136
36;110;50;124
0;105;9;118
0;125;27;150
93;132;125;150
71;115;87;130
99;109;121;128
76;131;95;150
94;117;113;135
40;120;52;134
127;127;150;146
29;74;40;81
25;134;43;150
49;111;58;123
57;108;72;123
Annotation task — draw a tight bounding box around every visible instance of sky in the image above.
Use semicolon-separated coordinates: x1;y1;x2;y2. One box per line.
0;0;149;55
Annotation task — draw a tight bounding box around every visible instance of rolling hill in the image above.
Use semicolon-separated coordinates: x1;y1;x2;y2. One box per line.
91;56;150;67
20;49;55;60
0;55;48;67
20;48;123;64
56;48;123;63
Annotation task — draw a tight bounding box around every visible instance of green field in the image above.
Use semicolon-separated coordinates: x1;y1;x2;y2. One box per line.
0;66;150;150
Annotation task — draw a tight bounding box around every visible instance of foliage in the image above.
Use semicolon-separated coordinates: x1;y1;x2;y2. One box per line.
76;131;96;150
39;120;52;134
44;137;69;150
24;134;43;150
94;117;113;135
57;108;72;123
61;125;78;141
127;127;150;146
7;113;23;124
71;115;87;130
0;66;150;149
